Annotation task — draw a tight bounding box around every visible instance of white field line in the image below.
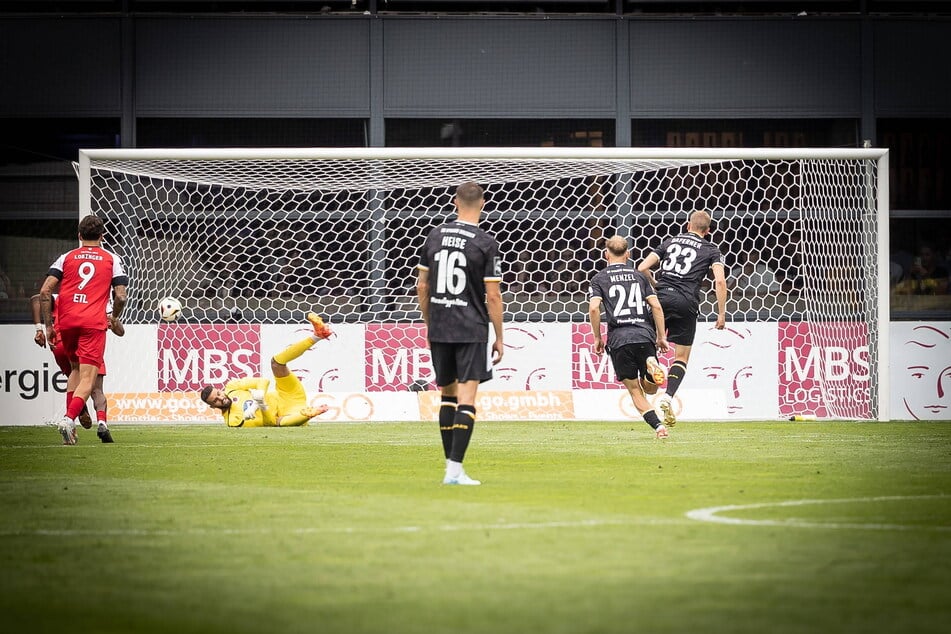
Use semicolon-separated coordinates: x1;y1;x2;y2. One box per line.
686;495;951;531
4;496;949;537
0;517;692;538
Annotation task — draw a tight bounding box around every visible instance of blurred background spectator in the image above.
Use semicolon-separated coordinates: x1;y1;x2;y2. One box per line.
731;248;781;296
0;266;11;299
895;243;949;295
548;247;586;295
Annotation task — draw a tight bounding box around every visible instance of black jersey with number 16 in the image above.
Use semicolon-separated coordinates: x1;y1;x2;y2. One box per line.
418;220;502;343
650;231;725;306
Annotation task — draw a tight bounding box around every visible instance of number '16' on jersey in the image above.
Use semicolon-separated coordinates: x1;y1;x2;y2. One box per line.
418;219;501;343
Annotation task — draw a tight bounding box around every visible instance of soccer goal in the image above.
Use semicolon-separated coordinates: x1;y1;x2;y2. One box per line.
78;147;889;421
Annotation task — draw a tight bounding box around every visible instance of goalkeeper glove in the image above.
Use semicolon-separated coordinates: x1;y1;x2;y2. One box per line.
249;388;268;411
242;399;260;420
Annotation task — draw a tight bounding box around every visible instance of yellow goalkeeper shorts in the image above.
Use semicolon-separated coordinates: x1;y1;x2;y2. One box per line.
273;374;308;418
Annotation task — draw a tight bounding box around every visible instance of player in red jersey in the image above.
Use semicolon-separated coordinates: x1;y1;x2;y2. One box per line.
39;215;128;445
31;293;126;442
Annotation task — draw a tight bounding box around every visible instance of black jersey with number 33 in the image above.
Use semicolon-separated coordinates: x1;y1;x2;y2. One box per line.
651;231;725;307
418;220;502;343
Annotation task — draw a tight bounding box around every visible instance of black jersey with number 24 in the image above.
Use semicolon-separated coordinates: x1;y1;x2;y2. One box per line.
650;231;725;307
589;263;658;351
418;219;502;343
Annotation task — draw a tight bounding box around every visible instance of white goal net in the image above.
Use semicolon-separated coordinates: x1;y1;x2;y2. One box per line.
79;147;889;421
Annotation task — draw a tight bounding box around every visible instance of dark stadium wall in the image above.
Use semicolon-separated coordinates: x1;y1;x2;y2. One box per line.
0;14;948;126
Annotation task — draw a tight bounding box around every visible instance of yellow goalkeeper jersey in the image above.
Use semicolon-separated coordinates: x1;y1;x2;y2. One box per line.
222;377;279;427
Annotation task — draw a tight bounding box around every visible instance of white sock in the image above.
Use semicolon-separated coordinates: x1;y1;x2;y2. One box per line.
446;460;463;478
98;422;109;431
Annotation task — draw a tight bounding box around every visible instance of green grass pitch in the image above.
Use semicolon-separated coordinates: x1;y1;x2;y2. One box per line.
1;421;949;634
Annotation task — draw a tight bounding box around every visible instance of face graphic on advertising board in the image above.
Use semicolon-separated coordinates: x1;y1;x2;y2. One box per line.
493;325;554;390
897;324;950;420
696;326;757;416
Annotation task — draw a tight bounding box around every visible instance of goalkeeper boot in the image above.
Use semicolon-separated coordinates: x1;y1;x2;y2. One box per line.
646;356;667;385
655;424;669;439
300;404;330;419
78;405;93;429
306;313;333;340
57;416;77;445
97;424;114;444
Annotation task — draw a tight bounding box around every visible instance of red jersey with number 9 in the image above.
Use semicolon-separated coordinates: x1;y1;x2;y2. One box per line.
48;246;127;331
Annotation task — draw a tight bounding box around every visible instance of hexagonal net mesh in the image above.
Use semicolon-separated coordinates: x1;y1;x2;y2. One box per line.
83;149;883;419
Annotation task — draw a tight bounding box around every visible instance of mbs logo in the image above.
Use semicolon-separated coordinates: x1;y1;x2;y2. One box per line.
157;324;261;391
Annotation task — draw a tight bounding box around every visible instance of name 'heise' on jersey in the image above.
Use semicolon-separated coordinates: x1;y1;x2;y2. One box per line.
440;225;476;248
441;235;468;249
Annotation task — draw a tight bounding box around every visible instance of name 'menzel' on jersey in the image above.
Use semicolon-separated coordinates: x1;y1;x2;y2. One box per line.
606;271;641;286
589;263;658;351
607;269;649;326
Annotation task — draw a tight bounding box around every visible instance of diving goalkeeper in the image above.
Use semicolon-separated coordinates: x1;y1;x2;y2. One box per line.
199;313;333;427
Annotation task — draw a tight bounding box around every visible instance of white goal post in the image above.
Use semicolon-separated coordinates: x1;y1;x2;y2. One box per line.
78;146;890;421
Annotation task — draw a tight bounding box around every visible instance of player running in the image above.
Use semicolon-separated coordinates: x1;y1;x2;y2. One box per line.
39;215;128;445
589;235;670;438
637;210;728;426
32;292;125;442
199;313;333;427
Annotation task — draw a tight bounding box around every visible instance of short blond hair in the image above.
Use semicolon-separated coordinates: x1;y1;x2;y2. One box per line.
605;235;629;257
688;210;712;234
455;181;484;209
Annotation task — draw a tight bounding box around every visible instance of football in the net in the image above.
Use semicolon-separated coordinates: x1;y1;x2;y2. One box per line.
159;297;183;322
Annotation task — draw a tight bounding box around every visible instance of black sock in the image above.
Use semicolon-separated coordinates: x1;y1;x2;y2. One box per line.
438;396;457;459
644;409;662;430
448;405;476;463
665;361;688;397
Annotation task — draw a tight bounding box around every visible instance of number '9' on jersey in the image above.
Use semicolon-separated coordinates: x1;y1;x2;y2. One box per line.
48;246;128;330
